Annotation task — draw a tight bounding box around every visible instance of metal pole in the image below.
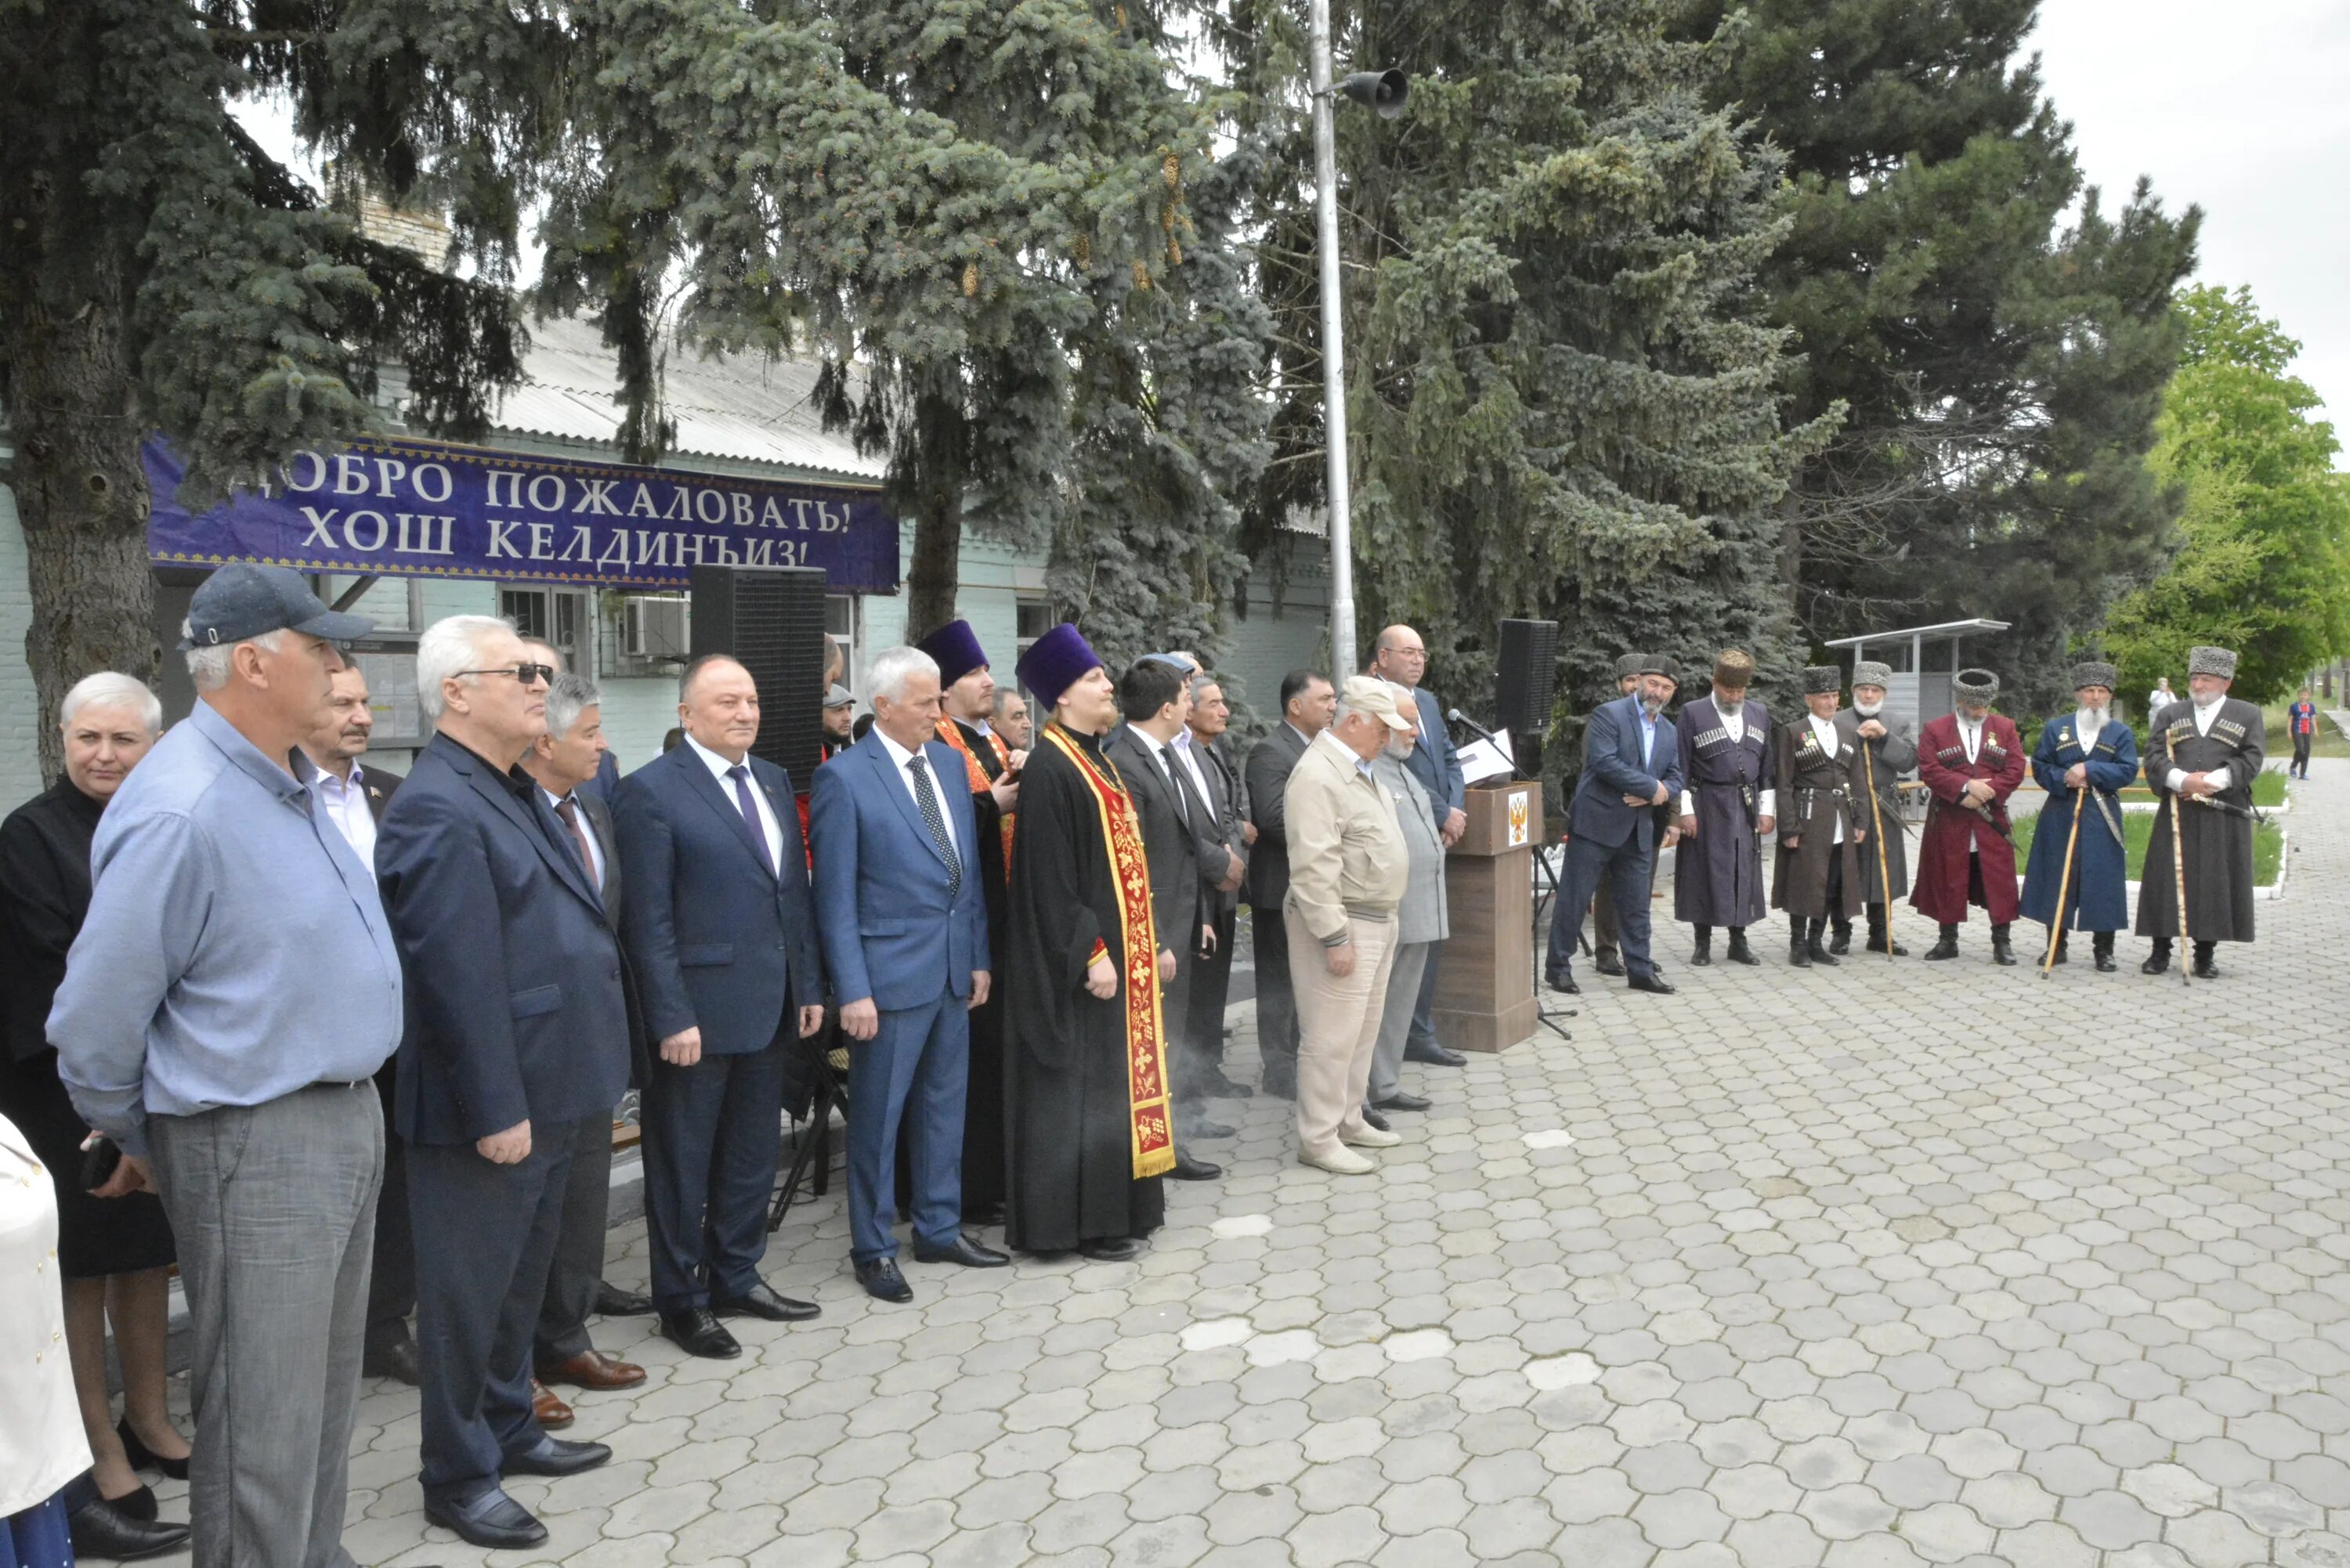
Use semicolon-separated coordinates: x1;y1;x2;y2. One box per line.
1308;0;1358;680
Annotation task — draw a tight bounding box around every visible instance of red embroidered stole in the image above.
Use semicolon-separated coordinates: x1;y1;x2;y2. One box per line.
1041;724;1176;1180
937;720;1016;876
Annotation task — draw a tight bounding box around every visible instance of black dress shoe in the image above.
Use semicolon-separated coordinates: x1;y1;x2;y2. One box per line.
1828;926;1853;956
856;1256;914;1302
1359;1104;1392;1133
68;1495;190;1561
593;1280;655;1317
426;1487;549;1550
1200;1068;1254;1099
502;1434;613;1478
1805;939;1839;967
1170;1151;1221;1180
1546;968;1581;995
1261;1068;1296;1099
2141;948;2170;975
713;1280;821;1321
1923;934;1961;961
2192;956;2220;979
1593;950;1625;977
1725;932;1760;966
660;1306;742;1360
1375;1091;1432;1112
363;1335;421;1386
1689;932;1712;966
1788;936;1811;968
118;1418;191;1481
1405;1042;1467;1068
2095;951;2118;973
965;1200;1007;1227
1990;936;2017;967
1626;971;1675;995
1078;1236;1144;1262
1864;937;1911;956
913;1234;1010;1267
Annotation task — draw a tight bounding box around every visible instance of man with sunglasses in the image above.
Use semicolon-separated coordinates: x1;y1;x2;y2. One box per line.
375;617;631;1549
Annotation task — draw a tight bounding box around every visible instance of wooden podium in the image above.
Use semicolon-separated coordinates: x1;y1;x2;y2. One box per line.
1433;781;1541;1053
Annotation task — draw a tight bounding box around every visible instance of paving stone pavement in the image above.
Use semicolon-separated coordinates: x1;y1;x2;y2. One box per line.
147;761;2350;1566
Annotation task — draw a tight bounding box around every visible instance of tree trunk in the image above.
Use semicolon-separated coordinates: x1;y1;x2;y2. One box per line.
5;265;158;786
900;380;968;641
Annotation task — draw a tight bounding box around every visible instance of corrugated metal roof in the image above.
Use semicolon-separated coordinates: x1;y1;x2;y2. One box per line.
488;315;884;484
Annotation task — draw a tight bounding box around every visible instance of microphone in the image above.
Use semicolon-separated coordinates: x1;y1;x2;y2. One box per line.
1447;708;1498;742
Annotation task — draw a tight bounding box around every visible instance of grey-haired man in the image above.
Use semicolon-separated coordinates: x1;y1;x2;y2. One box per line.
2136;645;2264;977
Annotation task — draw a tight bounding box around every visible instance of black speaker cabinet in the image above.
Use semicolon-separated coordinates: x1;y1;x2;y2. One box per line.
1495;618;1560;743
689;565;830;788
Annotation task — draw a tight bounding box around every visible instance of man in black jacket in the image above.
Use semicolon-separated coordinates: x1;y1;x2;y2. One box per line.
1242;670;1335;1099
1183;675;1251;1098
376;616;632;1549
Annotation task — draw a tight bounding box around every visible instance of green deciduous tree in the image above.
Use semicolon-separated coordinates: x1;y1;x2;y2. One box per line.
1683;0;2200;717
1224;0;1834;746
2105;285;2350;708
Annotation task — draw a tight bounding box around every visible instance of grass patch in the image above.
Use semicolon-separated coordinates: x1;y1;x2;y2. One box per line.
2009;810;2283;886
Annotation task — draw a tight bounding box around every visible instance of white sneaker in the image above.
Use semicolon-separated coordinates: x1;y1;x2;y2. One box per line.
1340;1125;1401;1149
1301;1147;1378;1176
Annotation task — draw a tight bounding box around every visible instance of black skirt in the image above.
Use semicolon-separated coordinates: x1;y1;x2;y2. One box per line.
0;1056;175;1279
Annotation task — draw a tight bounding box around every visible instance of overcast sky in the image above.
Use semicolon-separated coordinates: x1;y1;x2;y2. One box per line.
2030;1;2350;464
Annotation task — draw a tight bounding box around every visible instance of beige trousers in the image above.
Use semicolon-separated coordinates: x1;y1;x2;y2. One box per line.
1286;907;1398;1160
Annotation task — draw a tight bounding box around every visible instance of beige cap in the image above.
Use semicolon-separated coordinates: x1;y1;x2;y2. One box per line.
1341;674;1417;732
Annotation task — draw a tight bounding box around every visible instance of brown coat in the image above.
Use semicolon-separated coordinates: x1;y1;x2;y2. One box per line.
1772;713;1865;921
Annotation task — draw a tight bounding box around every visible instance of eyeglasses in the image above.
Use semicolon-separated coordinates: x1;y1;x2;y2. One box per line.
459;663;555;688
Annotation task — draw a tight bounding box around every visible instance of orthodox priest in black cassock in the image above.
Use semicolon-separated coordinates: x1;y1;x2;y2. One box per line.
913;619;1020;1222
1002;624;1173;1259
1673;649;1775;966
2135;645;2265;980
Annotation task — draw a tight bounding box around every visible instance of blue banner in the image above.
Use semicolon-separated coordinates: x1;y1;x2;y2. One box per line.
145;435;901;593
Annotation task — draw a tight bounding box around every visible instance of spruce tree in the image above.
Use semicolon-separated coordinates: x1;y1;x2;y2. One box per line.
1223;0;1833;737
1682;0;2201;715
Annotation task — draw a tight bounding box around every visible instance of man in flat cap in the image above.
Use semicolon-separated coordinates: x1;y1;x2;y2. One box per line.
1674;651;1774;965
1773;666;1866;966
1911;667;2026;963
2136;645;2264;977
913;620;1024;1223
1836;661;1917;955
1000;625;1171;1258
820;683;855;764
2020;663;2136;970
1588;652;1649;976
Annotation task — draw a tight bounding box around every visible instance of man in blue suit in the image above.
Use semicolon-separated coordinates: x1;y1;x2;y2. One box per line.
615;654;826;1361
376;616;632;1550
1368;626;1468;1071
809;645;1005;1304
1545;656;1686;996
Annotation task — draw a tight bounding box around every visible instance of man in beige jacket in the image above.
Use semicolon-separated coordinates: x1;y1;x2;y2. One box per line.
1283;677;1415;1175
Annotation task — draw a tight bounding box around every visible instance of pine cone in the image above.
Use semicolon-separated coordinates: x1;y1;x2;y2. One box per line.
1132;258;1152;291
1163;154;1180;190
963;261;978;298
1075;233;1091;266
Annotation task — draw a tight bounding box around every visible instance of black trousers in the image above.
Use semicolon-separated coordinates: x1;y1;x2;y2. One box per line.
642;1039;787;1311
1250;905;1299;1079
365;1071;416;1355
1552;831;1657;977
533;1113;614;1366
1186;906;1237;1066
410;1119;577;1503
2294;734;2312;773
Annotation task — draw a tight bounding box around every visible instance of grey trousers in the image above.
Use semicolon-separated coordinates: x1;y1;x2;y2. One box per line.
1368;941;1434;1104
148;1080;384;1568
534;1113;615;1367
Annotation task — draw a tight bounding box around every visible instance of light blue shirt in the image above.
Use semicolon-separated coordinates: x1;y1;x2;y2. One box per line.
1634;704;1660;768
49;701;403;1158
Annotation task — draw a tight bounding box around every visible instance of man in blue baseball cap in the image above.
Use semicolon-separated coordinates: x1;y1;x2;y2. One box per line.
52;561;403;1568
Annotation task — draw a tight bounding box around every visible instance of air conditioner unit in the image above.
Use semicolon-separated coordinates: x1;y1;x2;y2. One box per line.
624;595;691;659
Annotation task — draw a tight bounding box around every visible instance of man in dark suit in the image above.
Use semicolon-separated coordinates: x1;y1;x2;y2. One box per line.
615;654;826;1362
1545;657;1686;998
1182;674;1250;1098
1243;669;1335;1098
516;674;649;1422
810;646;1003;1304
376;617;631;1550
1368;626;1468;1068
302;666;421;1387
1106;658;1225;1181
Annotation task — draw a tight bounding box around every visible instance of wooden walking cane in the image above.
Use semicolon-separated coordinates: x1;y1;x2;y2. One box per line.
2041;782;2084;977
2171;782;2192;988
1862;740;1896;960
